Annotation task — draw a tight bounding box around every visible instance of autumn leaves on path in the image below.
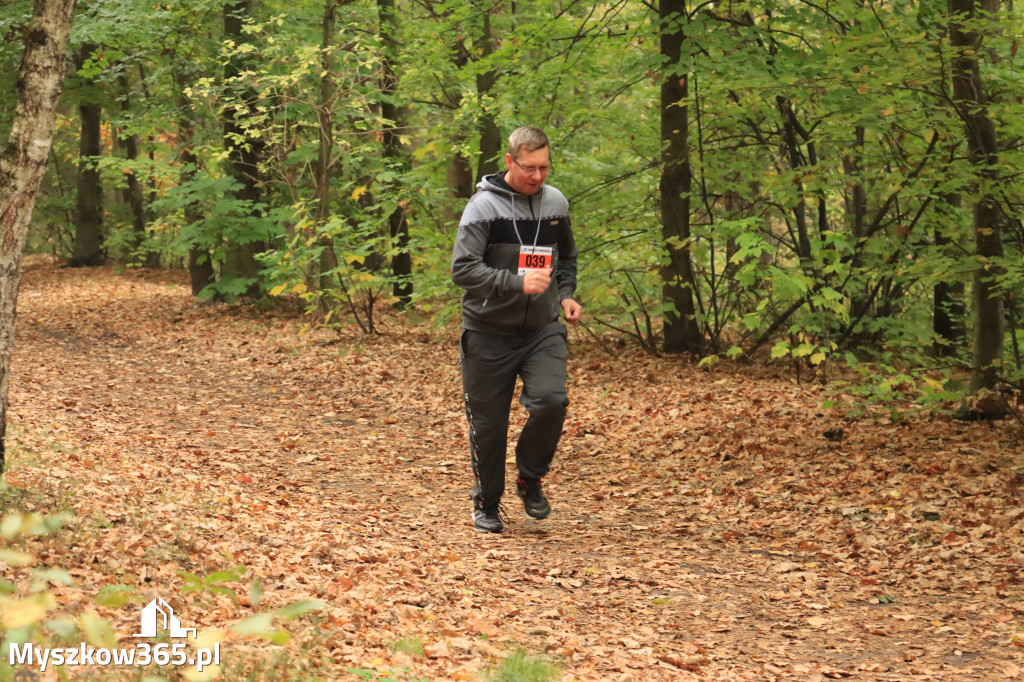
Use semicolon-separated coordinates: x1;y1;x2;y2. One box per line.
7;262;1024;681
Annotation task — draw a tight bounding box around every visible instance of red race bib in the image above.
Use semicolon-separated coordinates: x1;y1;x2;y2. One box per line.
518;245;552;275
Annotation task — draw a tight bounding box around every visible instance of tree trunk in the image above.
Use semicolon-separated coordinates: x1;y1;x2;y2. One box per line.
118;71;150;265
379;0;412;305
933;194;966;357
221;0;263;298
0;0;78;471
70;43;105;267
949;0;1005;410
173;65;213;295
447;148;474;212
776;97;813;266
313;0;340;313
444;38;474;225
659;0;702;355
475;1;501;181
844;125;874;344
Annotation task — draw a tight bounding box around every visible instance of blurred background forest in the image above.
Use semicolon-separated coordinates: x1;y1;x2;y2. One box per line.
2;0;1022;416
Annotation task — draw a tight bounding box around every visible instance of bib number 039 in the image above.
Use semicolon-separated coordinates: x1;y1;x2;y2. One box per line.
518;245;553;276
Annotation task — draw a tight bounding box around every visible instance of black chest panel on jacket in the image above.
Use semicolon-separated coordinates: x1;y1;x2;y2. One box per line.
487;217;567;247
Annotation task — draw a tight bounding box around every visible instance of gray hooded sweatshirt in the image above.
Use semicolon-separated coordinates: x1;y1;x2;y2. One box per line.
451;172;578;335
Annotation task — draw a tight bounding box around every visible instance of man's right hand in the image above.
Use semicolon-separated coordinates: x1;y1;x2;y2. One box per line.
522;268;552;295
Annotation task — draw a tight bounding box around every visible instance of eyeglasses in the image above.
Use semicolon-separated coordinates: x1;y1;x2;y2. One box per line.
510;157;552;176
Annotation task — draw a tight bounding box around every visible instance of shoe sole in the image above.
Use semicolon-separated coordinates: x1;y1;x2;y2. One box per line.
517;488;551;521
472;513;503;533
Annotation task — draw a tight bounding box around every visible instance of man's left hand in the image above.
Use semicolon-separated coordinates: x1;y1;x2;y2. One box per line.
561;298;582;325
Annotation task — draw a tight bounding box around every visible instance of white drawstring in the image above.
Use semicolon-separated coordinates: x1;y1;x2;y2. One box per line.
510;192;543;248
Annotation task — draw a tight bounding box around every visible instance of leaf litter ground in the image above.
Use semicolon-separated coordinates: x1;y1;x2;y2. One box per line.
5;261;1024;681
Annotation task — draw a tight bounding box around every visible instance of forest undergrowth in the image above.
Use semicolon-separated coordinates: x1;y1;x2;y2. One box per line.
3;259;1024;681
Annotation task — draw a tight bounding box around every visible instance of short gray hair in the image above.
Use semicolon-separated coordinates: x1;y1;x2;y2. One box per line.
508;126;550;158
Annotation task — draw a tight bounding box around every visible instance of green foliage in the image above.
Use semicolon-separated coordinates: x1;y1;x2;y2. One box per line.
4;0;1023;405
0;507;83;682
390;635;425;658
0;456;323;681
230;598;325;646
0;503;324;680
346;665;431;681
484;648;562;682
258;203;405;333
179;565;248;601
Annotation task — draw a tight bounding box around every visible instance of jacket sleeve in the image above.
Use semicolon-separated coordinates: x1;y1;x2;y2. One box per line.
555;218;578;302
451;198;524;299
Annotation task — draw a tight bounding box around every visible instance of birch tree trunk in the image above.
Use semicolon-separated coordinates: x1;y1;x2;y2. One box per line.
0;0;78;471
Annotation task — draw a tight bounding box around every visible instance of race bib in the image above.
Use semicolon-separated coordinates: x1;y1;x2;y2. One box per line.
518;245;553;275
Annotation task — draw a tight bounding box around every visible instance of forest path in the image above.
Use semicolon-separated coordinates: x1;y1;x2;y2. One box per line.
7;261;1024;681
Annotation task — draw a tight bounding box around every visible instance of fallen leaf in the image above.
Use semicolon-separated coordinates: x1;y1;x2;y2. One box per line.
424;641;451;659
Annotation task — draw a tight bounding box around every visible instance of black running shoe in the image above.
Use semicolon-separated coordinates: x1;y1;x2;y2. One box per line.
516;476;551;520
473;506;503;533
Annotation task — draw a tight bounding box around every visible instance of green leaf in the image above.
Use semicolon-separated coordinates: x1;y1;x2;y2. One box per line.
792;343;816;358
0;549;35;567
178;571;204;593
770;341;791;359
275;599;324;621
95;585;136;608
249;582;263;609
231;613;274;636
33;568;75;587
80;612;118;649
45;618;78;638
204;566;246;585
1;514;24;538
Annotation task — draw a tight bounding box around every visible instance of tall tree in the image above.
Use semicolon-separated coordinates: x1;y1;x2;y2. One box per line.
474;0;501;181
117;70;149;264
0;0;78;470
172;60;214;295
933;194;967;357
659;1;702;354
445;36;475;222
69;43;106;267
949;0;1005;410
220;0;264;297
378;0;411;304
312;0;341;312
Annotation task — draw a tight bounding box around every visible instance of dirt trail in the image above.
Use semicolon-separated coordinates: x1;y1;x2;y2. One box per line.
7;261;1024;681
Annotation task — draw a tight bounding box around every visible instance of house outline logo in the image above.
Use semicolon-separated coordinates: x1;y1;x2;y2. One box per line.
132;598;197;639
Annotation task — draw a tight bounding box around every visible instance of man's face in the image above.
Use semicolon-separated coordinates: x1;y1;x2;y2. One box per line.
504;146;550;196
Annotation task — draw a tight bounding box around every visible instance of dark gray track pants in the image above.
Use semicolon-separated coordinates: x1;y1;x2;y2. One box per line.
461;321;569;510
